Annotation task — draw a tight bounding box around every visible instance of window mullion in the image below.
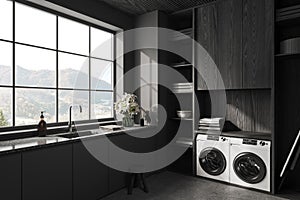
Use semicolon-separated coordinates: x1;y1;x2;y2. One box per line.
12;0;15;127
89;26;91;120
56;16;59;123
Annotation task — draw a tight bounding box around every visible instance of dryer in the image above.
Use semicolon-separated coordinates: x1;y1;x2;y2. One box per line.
196;134;230;182
229;137;271;192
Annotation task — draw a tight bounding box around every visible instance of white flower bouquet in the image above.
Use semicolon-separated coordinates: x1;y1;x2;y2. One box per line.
114;93;140;126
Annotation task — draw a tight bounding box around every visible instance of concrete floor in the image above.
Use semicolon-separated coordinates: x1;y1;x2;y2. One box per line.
102;172;298;200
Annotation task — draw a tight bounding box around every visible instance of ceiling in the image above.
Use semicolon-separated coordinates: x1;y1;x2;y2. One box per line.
99;0;216;16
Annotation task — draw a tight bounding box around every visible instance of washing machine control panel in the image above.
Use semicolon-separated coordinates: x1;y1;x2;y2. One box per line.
242;139;258;145
206;135;229;142
241;139;269;146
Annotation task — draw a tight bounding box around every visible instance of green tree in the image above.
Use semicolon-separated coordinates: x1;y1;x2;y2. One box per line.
0;110;8;127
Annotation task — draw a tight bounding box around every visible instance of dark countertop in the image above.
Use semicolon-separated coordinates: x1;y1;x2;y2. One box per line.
0;125;154;155
196;130;272;141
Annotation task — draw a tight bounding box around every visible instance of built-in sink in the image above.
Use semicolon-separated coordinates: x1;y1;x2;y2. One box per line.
57;131;93;139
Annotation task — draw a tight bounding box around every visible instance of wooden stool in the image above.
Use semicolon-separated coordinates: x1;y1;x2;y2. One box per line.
127;173;148;195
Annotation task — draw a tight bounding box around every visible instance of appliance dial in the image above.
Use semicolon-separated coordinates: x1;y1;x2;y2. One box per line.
260;141;266;146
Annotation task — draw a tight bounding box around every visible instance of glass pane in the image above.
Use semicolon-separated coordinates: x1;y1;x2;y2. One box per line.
0;87;12;127
91;59;113;90
58;53;89;89
15;3;56;49
0;41;12;86
58;17;89;55
91;27;113;60
0;0;13;40
16;45;56;87
91;91;113;119
16;88;56;126
58;90;89;122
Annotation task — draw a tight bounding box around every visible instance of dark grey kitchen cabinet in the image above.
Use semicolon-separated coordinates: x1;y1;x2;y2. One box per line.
108;133;128;193
0;153;22;200
196;0;242;90
196;3;219;90
196;0;272;90
242;0;273;88
217;0;243;89
73;138;109;200
22;145;72;200
109;167;127;193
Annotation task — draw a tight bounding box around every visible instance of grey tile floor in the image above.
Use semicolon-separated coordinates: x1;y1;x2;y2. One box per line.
102;172;298;200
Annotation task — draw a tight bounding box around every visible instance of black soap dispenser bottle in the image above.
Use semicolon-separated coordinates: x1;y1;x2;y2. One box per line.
37;111;47;136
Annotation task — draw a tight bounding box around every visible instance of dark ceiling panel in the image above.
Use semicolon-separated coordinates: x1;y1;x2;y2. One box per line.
99;0;216;16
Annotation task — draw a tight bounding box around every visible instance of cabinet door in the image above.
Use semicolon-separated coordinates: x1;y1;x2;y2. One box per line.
196;4;219;90
108;133;128;193
242;0;273;88
22;145;72;200
73;138;109;200
217;0;243;89
0;153;21;200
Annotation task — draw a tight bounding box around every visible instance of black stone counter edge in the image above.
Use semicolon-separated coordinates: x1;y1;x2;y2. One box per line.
0;125;156;156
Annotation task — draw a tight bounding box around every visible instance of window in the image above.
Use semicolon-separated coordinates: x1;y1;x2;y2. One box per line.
0;1;115;128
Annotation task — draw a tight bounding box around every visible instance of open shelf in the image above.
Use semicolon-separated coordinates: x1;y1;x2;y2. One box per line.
171;118;193;121
171;63;193;68
171;91;193;94
275;53;300;59
176;137;194;148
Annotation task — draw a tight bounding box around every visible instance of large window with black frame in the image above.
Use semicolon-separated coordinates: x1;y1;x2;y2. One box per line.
0;0;114;128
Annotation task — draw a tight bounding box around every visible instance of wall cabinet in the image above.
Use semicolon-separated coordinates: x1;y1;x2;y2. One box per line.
196;0;272;90
196;3;219;90
73;138;109;200
242;0;273;88
0;153;22;200
22;145;72;200
217;0;243;89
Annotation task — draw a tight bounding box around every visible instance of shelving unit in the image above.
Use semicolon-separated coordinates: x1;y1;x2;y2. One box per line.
166;8;196;176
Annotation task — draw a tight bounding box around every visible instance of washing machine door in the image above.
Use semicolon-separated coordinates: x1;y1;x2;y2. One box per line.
233;152;266;184
199;147;226;176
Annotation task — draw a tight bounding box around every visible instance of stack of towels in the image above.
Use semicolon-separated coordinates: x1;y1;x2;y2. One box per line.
198;118;224;134
172;83;193;93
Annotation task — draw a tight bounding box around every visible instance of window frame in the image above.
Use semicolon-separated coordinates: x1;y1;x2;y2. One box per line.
0;0;117;132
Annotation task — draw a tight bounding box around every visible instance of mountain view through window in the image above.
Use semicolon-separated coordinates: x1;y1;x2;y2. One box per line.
0;1;114;127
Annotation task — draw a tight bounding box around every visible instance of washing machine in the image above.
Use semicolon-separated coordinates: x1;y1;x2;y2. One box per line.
229;137;271;192
196;134;230;182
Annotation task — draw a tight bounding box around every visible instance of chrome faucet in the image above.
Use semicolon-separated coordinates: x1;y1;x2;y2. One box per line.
68;105;82;133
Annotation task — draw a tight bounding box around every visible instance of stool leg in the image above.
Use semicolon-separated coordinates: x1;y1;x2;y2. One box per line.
128;174;135;195
133;174;139;188
140;173;149;193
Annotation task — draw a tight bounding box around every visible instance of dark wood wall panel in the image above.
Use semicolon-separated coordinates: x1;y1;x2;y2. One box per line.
242;0;273;88
226;90;271;133
217;0;243;89
196;90;271;133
